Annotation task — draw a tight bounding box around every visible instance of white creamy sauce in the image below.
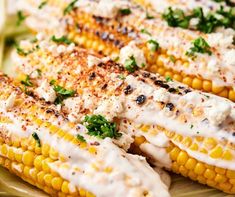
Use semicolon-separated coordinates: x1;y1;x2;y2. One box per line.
0;92;17;110
153;167;171;189
87;55;102;68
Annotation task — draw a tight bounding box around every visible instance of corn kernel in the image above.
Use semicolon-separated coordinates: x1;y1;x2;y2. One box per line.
194;163;205;175
52;177;63;191
22;151;35;166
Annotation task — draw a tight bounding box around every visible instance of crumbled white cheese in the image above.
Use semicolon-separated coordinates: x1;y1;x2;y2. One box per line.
113;132;134;151
56;45;67;54
35;80;56;102
67;43;75;52
19;40;33;50
87;55;102;68
94;96;124;121
5;92;17;110
30;69;40;78
153;88;170;103
223;49;235;68
36;32;46;41
189;18;199;28
75;0;130;19
119;41;147;68
82;92;94;109
207;32;234;48
204;99;231;126
63;97;81;113
207;59;219;73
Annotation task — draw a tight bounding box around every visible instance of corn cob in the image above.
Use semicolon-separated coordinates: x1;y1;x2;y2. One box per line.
13;38;235;194
17;0;235;101
0;73;171;197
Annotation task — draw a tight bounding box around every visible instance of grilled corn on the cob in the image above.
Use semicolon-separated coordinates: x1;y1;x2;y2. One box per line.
17;0;235;101
14;38;235;194
0;73;171;197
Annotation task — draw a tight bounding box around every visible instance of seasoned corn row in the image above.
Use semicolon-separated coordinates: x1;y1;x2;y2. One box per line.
0;74;170;197
14;38;235;194
18;0;235;101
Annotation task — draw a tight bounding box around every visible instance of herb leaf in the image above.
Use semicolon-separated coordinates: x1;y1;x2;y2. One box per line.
50;80;75;104
64;0;78;15
186;37;212;57
32;132;41;147
140;28;151;36
76;134;86;142
51;35;72;45
119;8;131;15
146;11;154;19
38;1;47;9
83;115;122;139
16;11;26;26
124;55;138;73
147;39;160;52
21;75;33;87
162;7;190;29
15;44;39;56
165;76;173;82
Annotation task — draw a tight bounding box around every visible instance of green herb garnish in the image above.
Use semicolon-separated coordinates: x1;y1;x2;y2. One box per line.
21;75;33;87
186;37;212;57
64;0;78;15
50;80;75;104
51;35;72;45
83;115;122;139
76;134;86;142
162;7;190;29
32;132;41;147
119;8;131;15
190;124;194;129
165;76;172;82
169;55;176;63
38;1;47;9
140;28;151;36
36;69;42;76
147;39;160;52
118;74;126;80
16;11;26;26
15;44;39;56
124;55;138;73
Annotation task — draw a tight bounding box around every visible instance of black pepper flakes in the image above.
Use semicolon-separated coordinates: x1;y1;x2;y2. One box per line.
136;95;146;105
184;89;192;94
232;132;235;137
124;85;133;95
168;88;177;93
101;83;108;90
142;72;150;78
166;103;175;111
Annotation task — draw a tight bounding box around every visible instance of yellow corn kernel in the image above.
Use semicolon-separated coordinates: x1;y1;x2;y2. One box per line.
42;144;50;157
8;148;15;161
22;151;35;166
202;80;212;92
189;143;198;151
49;147;59;160
210;146;223;159
194;163;206;175
204;169;216;180
222;150;233;161
134;136;146;146
228;90;235;101
88;147;97;155
215;167;226;175
140;125;150;132
51;177;63;191
212;85;224;94
214;174;227;183
42;158;53;173
219;182;232;191
182;77;193;86
179;166;188;177
192;78;202;90
170;147;181;161
172;162;180;172
37;171;46;185
185;158;197;170
226;170;235;179
203;138;217;149
44;174;53;187
177;151;188;165
61;181;70;194
34;155;45;170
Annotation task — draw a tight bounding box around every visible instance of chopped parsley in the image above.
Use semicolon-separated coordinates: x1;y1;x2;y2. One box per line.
51;35;72;45
147;39;160;52
32;132;41;147
36;69;42;76
165;76;172;82
162;7;190;29
64;0;78;15
186;37;212;57
15;44;40;56
118;74;126;80
140;28;151;36
83;115;122;139
124;55;138;73
50;80;75;104
169;55;176;63
21;75;33;87
162;6;235;33
16;11;26;26
76;134;86;142
119;8;131;15
190;124;194;129
38;1;47;9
